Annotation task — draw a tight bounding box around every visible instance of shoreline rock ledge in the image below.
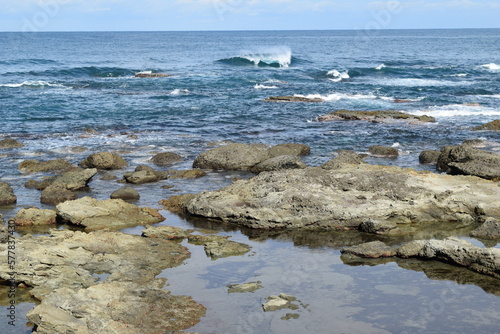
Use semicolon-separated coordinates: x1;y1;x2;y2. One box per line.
168;164;500;231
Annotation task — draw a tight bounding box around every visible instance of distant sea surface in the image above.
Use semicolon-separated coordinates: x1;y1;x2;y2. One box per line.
1;30;500;334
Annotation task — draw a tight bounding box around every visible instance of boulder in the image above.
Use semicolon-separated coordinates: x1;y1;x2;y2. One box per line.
473;119;500;131
251;155;307;173
321;150;365;170
268;144;311;157
369;145;399;157
0;138;24;149
470;218;500;239
419;150;441;164
264;96;324;103
124;165;168;184
0;181;16;206
18;159;75;174
79;152;128;170
150;152;184;166
110;186;140;201
168;169;207;179
56;196;165;231
13;208;57;226
50;168;97;190
41;186;77;205
318;110;436;123
193;143;271;171
180;164;500;230
437;145;500;180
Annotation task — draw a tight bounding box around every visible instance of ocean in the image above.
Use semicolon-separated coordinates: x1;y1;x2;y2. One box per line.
1;29;500;333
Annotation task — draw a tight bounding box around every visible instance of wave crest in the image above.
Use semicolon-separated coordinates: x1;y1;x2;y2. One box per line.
327;69;350;82
0;81;66;88
480;63;500;71
218;47;293;68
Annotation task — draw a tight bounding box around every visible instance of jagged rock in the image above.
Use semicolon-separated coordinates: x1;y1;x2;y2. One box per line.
0;181;16;206
251;155;307;173
227;281;263;293
0;138;24;149
268;144;311;157
124;165;168;184
321;150;365;170
18;159;75;174
318;110;436;123
41;186;78;205
264;96;324;103
142;226;192;240
437;144;500;180
341;237;500;278
168;169;207;179
473;119;500;131
56;197;165;231
79;152;128;170
470;218;500;239
13;208;57;226
150;152;184;166
193;143;271;171
26;168;97;192
110;186;140;201
188;235;251;259
159;194;196;215
419;150;441;164
181;164;500;230
369;145;399;157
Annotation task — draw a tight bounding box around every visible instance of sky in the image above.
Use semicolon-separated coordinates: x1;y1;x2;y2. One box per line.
0;0;500;32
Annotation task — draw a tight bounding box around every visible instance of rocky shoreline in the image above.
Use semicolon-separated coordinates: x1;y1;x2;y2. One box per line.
0;119;499;332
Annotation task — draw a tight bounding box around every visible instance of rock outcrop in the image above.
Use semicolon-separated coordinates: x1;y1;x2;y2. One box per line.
321;150;365;170
124;165;168;184
150;152;184;166
473;119;500;131
56;197;165;231
268;144;311;157
167;169;207;179
251;155;307;173
470;218;500;240
419;150;441;164
369;145;399;157
437;144;500;180
18;159;75;174
0;138;24;149
0;181;16;206
175;164;500;231
318;110;436;123
264;96;324;103
79;152;128;170
193;143;271;171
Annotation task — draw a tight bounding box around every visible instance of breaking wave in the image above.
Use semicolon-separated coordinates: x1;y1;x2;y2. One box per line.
327;69;350;82
479;63;500;71
0;81;67;88
218;47;293;68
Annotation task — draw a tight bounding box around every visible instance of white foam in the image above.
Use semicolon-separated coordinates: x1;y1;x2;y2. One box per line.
254;84;278;89
375;64;386;70
169;89;190;95
136;70;153;75
371;78;471;87
480;63;500;71
243;46;292;68
409;104;500;118
0;80;66;88
327;69;350;82
295;92;389;102
450;73;468;77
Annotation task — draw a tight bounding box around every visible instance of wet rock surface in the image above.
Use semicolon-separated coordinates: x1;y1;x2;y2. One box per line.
181;164;500;230
110;186;140;201
369;145;399;157
318;110;436;123
56;196;165;231
79;152;128;170
168;169;207;179
470;218;500;240
262;294;299;312
227;281;263;293
188;234;252;259
251;155;307;173
419;150;441;164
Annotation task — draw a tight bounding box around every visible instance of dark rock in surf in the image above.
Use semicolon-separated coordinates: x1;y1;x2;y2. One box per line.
318;110;436;123
110;186;140;201
419;150;441;164
473;119;500;131
41;186;78;205
0;181;17;206
124;165;168;184
134;72;172;78
437;145;500;180
264;96;324;103
0;138;24;149
168;169;207;179
369;145;399;157
151;152;184;166
18;159;75;174
79;152;128;170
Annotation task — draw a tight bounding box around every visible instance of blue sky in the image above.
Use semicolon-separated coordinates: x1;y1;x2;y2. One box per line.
1;0;499;32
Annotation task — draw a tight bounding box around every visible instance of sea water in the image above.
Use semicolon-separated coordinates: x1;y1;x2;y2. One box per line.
0;29;500;333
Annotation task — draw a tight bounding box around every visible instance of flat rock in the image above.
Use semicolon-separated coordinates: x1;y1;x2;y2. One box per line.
13;208;57;226
188;234;251;259
0;138;24;149
79;152;128;170
56;196;165;231
19;159;75;174
181;164;500;231
437;144;500;180
227;281;263;293
262;294;299;312
134;72;172;78
150;152;184;166
264;96;324;103
251;155;307;173
470;218;500;239
318;110;436;123
142;225;192;240
193;143;271;171
0;181;16;206
473;119;500;131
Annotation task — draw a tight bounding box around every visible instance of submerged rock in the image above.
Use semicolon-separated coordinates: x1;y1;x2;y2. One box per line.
179;164;500;231
419;150;441;164
470;218;500;240
18;159;75;174
56;196;165;231
13;208;57;226
134;71;172;78
110;186;140;201
369;145;399;157
264;96;324;103
150;152;184;166
0;138;24;149
79;152;128;170
437;144;500;180
262;294;299;312
251;155;307;173
227;281;263;293
188;234;251;259
473;119;500;131
341;237;500;279
193;143;271;171
0;181;17;206
318;110;436;123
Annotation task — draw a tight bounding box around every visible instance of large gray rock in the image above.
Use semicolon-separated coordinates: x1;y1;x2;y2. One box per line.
27;168;97;191
0;181;16;206
193;143;271;171
251;155;307;173
79;152;128;170
419;150;441;164
437;145;500;180
56;197;165;231
181;164;500;231
110;186;140;201
341;237;500;279
18;159;75;174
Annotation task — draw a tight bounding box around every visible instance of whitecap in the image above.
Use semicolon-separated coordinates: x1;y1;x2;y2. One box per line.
295;92;388;102
169;89;190;95
242;46;292;68
479;63;500;71
370;78;471;87
254;84;278;89
375;64;386;70
409;104;500;118
327;69;350;82
0;80;66;88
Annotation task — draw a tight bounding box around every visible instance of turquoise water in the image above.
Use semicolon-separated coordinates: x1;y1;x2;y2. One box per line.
1;30;500;333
